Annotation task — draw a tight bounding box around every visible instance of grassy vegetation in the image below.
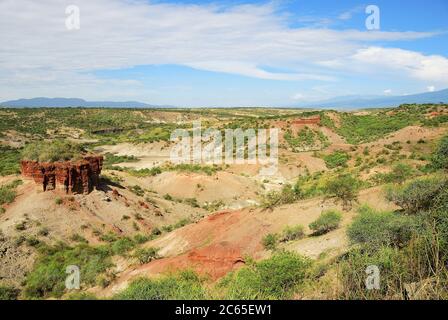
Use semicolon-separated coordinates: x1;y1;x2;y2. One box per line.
340;173;448;299
347;205;417;249
370;162;414;185
333;105;429;144
22;140;85;162
0;146;21;176
24;243;113;299
386;175;447;214
103;153;139;169
431;135;448;170
261;184;303;209
114;270;208;300
262;233;278;250
219;251;311;299
161;218;192;233
134;247;159;264
323;150;350;168
284;126;328;151
0;179;22;207
0;286;20;300
309;210;342;236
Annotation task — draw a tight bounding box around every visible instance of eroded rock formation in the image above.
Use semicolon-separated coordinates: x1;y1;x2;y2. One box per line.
292;116;320;125
20;156;103;194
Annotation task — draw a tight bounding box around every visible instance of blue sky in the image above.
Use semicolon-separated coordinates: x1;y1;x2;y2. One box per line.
0;0;447;106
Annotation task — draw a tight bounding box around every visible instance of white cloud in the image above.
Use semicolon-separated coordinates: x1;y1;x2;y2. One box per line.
0;0;445;101
291;93;305;100
427;85;436;92
384;89;392;94
351;47;448;84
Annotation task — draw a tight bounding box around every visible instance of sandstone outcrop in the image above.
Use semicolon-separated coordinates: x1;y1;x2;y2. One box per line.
292;116;320;125
20;156;103;194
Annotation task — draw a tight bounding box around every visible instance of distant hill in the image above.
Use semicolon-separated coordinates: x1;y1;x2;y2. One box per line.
294;88;448;109
0;97;174;108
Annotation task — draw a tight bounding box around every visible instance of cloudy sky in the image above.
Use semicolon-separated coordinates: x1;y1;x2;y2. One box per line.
1;0;447;106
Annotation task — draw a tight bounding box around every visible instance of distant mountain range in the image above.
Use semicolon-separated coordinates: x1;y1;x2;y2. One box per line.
1;88;448;109
0;97;173;108
294;88;448;109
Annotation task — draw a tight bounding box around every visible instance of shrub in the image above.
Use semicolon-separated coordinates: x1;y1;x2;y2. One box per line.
431;135;448;170
388;163;414;184
261;184;302;209
262;233;278;250
133;234;151;244
55;197;63;205
70;233;87;243
130;185;145;197
339;246;411;299
323;150;350;168
309;210;342;236
0;286;20;300
134;247;159;264
347;205;417;249
114;270;207;300
324;174;361;209
280;225;305;242
0;180;22;205
22;140;85;162
221;251;311;299
386;176;447;214
111;237;135;255
24;243;113;299
0;146;21;176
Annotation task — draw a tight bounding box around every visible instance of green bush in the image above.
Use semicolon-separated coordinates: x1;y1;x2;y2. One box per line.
261;184;303;209
386;176;447;214
431;135;448;170
114;270;207;300
221;251;311;299
0;146;21;176
0;186;16;206
323;150;350;168
347;205;417;249
372;163;414;185
339;246;411;299
262;233;278;250
111;237;136;255
134;247;159;264
0;286;20;300
22;140;85;162
309;210;342;236
130;185;145;197
324;174;361;209
280;225;305;242
24;243;113;299
103;153;139;169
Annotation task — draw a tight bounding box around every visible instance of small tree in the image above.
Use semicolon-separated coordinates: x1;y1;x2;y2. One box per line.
324;174;361;210
389;163;413;184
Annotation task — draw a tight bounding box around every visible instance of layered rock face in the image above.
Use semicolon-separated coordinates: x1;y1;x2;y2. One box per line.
292;116;320;125
20;156;103;194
